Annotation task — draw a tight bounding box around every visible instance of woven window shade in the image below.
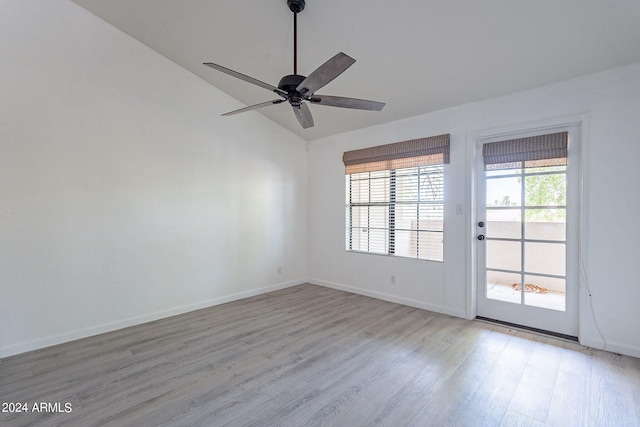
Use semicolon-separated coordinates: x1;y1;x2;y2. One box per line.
482;132;568;170
343;134;450;174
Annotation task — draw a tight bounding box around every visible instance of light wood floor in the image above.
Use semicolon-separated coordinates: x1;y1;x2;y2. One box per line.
1;284;639;426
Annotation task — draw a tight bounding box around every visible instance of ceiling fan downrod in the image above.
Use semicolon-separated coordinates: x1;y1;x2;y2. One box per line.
288;0;305;75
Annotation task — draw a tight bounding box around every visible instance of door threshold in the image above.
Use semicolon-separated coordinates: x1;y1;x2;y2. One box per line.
475;316;578;342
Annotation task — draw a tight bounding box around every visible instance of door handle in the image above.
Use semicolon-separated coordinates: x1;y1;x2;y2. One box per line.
477;235;485;241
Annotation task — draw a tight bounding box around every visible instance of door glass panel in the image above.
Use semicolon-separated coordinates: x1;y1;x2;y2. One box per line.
486;177;522;207
524;174;566;206
486;271;521;304
524;275;566;311
524;242;565;276
524;209;566;241
486;240;521;271
486;209;521;239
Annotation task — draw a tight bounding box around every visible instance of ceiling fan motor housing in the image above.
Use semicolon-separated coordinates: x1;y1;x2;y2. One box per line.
278;74;307;106
278;74;306;92
287;0;305;13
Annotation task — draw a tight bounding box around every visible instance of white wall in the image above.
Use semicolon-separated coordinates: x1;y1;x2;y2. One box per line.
2;0;638;361
308;63;640;358
0;0;308;357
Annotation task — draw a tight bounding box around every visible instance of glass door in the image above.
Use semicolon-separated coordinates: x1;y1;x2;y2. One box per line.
476;130;578;337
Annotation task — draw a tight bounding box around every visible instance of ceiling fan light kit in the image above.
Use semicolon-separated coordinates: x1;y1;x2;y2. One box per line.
203;0;384;129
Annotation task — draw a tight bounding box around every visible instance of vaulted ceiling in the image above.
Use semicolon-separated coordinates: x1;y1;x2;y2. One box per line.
71;0;640;141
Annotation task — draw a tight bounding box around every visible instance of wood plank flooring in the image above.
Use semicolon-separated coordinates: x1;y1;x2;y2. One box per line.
1;284;639;426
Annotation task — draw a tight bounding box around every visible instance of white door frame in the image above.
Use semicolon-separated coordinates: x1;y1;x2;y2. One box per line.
466;113;590;343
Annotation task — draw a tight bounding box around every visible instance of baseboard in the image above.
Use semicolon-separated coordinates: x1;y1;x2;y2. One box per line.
310;278;467;319
579;335;640;359
0;278;306;358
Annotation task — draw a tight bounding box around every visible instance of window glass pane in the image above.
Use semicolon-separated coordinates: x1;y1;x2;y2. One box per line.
486;209;521;239
348;172;367;180
524;173;566;206
524;210;566;241
524;242;565;276
486;271;521;304
395;166;417;176
349;206;366;228
348;176;371;203
395;173;418;202
524;275;565;311
419;166;444;202
369;176;390;203
368;170;390;179
368;205;389;229
345;177;349;204
394;229;417;258
417;231;443;261
419;204;443;231
486;177;522;207
368;229;388;254
395;203;418;230
349;227;368;252
486;240;521;271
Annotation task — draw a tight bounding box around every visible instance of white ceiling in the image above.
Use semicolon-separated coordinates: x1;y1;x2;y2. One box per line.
70;0;640;141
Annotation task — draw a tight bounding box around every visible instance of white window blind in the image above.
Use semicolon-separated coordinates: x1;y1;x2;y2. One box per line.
344;134;449;261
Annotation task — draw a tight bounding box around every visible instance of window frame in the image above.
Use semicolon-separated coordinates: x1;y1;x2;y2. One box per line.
345;157;445;262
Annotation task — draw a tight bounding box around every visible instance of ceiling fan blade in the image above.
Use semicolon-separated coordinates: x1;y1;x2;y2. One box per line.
309;95;385;111
204;62;286;97
222;99;285;116
292;103;314;129
296;52;356;95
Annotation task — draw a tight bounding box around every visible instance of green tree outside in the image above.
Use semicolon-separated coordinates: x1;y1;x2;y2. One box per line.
524;173;566;221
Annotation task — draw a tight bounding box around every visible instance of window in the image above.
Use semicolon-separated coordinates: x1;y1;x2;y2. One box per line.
343;134;450;261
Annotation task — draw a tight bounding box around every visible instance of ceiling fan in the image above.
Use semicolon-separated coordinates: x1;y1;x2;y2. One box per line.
203;0;385;129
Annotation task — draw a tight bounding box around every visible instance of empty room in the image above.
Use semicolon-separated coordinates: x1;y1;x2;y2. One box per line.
1;0;639;426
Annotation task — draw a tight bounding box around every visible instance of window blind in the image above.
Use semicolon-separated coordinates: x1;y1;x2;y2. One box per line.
482;132;568;170
343;134;450;174
344;134;449;262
